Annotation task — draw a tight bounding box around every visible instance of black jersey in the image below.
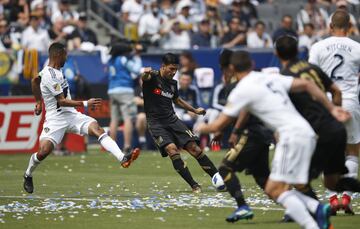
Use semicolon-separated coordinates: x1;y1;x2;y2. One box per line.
281;59;336;132
142;70;179;123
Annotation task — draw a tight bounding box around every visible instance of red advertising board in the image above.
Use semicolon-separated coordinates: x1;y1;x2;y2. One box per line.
0;97;85;154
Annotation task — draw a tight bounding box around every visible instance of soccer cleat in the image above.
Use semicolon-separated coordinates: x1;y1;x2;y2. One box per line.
226;205;254;223
23;174;34;193
280;214;294;223
121;148;141;168
192;184;202;194
341;193;355;215
329;195;340;216
315;203;332;229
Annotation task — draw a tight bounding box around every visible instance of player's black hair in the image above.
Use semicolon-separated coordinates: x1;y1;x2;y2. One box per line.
230;51;252;72
219;49;233;70
162;53;179;65
274;35;298;60
255;20;265;27
48;42;66;58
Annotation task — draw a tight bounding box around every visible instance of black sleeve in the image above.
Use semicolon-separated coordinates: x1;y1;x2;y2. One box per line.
313;65;333;91
173;83;179;100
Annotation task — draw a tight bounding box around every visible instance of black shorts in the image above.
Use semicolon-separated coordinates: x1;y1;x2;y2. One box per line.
222;132;270;178
147;118;199;157
310;122;348;179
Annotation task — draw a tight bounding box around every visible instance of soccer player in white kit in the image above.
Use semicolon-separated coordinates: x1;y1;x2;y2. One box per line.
309;10;360;215
23;42;140;193
197;51;350;229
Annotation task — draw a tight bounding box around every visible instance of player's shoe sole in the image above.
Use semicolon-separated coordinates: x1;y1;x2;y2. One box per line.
226;206;254;223
23;174;34;193
121;148;141;168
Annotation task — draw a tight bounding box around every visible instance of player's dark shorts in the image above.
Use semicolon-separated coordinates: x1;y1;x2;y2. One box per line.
310;121;348;179
147;118;200;157
221;131;270;178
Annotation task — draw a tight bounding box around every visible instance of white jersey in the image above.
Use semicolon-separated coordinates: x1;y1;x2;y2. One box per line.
39;66;76;119
223;71;315;136
309;36;360;100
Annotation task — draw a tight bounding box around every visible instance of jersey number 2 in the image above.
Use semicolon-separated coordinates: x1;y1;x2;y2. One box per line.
330;54;344;81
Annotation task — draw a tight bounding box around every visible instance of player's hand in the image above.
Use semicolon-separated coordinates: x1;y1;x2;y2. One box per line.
142;67;152;74
88;98;102;110
228;133;239;148
331;106;351;123
211;132;223;146
34;101;42;116
194;107;206;116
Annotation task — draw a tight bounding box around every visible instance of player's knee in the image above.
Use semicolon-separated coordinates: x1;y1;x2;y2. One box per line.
165;144;178;157
265;181;288;200
186;142;202;157
38;143;53;160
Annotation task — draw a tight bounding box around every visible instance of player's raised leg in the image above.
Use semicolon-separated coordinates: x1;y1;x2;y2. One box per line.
165;143;200;193
87;121;140;168
185;141;218;178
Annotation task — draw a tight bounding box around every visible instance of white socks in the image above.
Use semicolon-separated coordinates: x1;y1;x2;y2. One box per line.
343;155;358;197
277;190;319;229
98;133;124;161
345;155;358;178
293;190;319;214
139;136;146;143
25;153;40;177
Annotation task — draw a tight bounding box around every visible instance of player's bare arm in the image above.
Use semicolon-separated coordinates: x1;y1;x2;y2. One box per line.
141;67;153;81
290;78;350;122
196;113;235;134
55;93;102;109
31;76;42;115
174;97;206;115
328;83;342;106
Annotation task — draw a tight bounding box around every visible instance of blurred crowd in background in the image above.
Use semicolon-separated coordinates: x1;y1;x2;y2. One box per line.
1;0;360;52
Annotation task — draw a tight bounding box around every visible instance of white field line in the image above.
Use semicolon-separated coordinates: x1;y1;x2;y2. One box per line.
0;195;359;214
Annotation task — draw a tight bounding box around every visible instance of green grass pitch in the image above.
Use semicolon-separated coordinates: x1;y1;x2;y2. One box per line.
0;149;359;229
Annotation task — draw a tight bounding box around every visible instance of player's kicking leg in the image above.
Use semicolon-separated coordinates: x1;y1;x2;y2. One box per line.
23;139;54;193
87;121;140;168
185;141;218;179
165;143;201;193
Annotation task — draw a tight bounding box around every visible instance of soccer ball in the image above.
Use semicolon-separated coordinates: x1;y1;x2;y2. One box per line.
212;172;226;191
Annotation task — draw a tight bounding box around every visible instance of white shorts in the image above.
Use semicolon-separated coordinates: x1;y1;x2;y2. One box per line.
269;133;316;184
343;99;360;144
39;111;96;147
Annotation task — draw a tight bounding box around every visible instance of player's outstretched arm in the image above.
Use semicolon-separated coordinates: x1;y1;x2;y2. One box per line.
195;113;234;134
55;94;102;109
328;83;342;106
31;76;42;115
290;78;350;122
174;97;206;115
140;67;153;81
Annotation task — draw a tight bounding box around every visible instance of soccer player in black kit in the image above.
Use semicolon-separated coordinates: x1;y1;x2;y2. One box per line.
198;49;273;222
141;53;218;193
276;35;360;215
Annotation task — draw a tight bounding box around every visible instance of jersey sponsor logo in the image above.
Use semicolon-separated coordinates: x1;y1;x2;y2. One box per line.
153;88;174;99
44;127;50;133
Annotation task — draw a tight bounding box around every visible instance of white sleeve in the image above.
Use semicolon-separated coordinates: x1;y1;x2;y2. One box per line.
43;72;63;97
222;86;250;117
308;43;319;65
269;74;294;92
